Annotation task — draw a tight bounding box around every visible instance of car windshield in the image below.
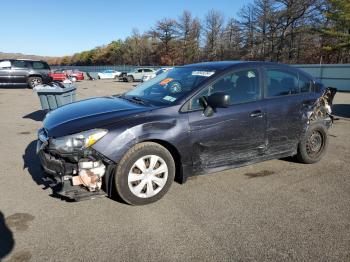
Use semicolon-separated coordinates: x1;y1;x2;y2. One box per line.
123;67;215;105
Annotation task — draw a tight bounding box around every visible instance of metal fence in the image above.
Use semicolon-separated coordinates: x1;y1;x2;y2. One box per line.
51;64;350;91
51;65;161;73
292;64;350;92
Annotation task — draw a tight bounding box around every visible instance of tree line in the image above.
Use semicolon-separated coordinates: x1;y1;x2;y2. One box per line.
47;0;350;66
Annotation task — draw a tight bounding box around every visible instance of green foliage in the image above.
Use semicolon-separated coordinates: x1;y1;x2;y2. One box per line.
322;0;350;52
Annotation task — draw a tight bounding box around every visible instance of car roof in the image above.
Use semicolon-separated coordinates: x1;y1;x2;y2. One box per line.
10;59;47;62
181;61;313;78
183;61;282;70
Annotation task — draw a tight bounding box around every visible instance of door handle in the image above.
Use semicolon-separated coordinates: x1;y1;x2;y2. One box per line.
250;110;263;118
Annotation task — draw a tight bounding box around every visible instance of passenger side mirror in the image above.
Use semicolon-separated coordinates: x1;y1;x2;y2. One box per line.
0;61;11;69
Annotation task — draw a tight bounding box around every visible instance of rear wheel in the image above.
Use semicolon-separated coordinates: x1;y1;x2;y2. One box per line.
297;122;328;164
115;142;175;205
27;76;42;89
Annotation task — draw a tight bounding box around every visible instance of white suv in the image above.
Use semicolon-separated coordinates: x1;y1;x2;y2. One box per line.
125;68;155;82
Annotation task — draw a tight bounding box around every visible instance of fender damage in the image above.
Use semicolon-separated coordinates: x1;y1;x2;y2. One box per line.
306;87;337;125
37;113;189;201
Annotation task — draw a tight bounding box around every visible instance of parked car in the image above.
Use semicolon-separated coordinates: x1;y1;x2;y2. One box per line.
97;70;121;79
0;59;52;88
125;68;156;82
141;67;173;82
67;70;84;81
37;61;336;205
49;69;68;81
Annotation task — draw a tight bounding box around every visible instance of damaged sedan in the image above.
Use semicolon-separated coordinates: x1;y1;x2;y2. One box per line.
37;61;336;205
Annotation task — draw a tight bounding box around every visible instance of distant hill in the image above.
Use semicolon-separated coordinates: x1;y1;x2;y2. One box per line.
0;52;57;61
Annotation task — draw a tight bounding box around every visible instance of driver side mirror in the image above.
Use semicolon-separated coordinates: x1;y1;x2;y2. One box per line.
207;92;230;108
199;92;230;117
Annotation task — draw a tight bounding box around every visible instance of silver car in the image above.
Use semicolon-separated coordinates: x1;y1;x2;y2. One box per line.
125;68;156;82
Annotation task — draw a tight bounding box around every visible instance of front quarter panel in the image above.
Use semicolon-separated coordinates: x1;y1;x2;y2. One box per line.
92;107;191;166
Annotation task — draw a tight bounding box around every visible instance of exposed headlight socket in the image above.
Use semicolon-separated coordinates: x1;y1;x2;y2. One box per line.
72;159;106;192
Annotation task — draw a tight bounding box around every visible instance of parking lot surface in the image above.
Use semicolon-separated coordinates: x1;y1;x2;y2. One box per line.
0;80;349;261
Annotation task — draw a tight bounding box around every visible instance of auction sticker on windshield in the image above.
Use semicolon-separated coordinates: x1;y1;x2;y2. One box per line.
163;95;176;102
160;78;174;86
191;71;215;77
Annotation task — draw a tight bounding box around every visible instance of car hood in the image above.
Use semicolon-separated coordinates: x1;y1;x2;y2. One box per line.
43;96;151;137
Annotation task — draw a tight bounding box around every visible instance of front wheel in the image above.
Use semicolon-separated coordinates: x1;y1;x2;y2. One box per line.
115;142;175;205
297;122;329;164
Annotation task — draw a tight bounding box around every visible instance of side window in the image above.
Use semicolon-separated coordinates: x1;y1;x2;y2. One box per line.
299;74;311;93
0;60;11;68
144;69;152;72
138;69;143;73
189;68;260;110
12;60;27;68
266;69;299;97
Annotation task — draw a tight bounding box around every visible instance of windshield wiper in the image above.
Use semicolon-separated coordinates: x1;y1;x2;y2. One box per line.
130;96;147;105
120;95;147;105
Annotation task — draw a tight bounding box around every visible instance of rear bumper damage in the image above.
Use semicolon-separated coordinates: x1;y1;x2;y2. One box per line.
307;87;337;125
37;137;115;201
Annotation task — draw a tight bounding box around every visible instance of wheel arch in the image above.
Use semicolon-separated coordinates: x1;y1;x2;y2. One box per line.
142;139;186;184
28;74;43;79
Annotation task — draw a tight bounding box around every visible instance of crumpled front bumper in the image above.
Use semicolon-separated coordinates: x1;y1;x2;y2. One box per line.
36;133;115;201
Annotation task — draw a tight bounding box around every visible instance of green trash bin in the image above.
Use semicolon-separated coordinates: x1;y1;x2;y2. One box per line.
34;82;76;110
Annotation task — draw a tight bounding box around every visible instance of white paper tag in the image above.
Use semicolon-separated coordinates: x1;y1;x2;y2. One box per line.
192;71;215;77
163;95;177;102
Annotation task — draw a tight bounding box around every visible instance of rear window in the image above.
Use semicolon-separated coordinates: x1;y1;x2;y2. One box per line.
32;61;50;70
299;74;312;93
266;69;299;96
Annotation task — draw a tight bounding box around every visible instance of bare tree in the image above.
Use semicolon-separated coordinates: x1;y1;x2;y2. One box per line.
177;11;202;64
204;10;225;60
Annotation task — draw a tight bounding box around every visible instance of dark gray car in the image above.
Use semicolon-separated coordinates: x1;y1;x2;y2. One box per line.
0;59;52;88
37;61;336;205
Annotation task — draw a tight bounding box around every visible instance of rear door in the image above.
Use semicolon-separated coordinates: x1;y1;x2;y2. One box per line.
186;66;267;173
0;60;12;86
31;61;50;80
263;67;315;155
11;60;29;85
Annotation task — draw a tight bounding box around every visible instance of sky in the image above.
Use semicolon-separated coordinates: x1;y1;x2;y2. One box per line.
1;0;252;56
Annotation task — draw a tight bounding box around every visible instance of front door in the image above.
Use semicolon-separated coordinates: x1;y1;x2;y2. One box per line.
186;67;267;173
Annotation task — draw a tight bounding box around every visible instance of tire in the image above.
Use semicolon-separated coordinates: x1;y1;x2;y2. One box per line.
127;75;134;82
115;142;175;205
297;122;329;164
27;76;42;89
